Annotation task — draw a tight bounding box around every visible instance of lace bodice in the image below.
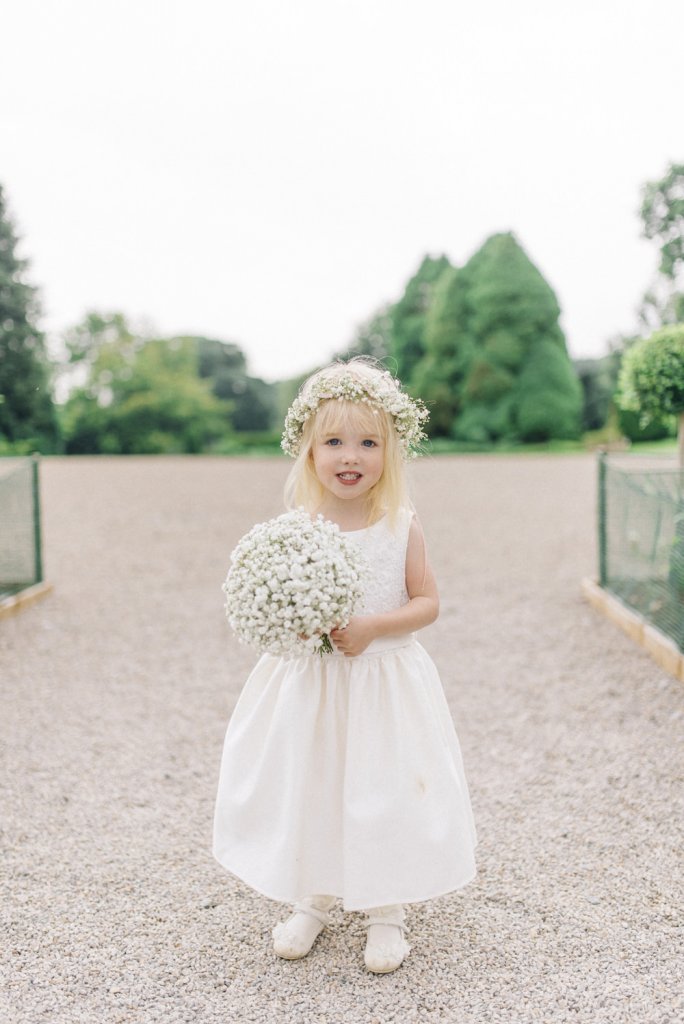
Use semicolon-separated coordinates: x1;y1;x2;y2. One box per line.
341;507;413;616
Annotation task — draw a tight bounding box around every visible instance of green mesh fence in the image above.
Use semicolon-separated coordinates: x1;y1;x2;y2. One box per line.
0;456;43;598
599;452;684;649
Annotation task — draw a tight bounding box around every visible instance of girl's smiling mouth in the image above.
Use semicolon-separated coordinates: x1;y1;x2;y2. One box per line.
337;472;362;483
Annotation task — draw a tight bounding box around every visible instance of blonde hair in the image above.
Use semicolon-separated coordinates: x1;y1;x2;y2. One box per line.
284;359;412;526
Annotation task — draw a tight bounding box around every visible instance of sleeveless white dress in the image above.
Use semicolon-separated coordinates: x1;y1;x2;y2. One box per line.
213;508;477;911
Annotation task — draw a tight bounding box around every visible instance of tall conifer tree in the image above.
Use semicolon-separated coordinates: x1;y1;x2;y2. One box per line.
0;184;59;451
390;255;451;385
416;233;582;441
413;264;477;435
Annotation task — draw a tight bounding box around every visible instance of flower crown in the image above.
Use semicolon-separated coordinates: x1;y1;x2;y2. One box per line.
281;368;429;460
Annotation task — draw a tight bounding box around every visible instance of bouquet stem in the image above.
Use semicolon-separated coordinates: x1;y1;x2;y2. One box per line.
318;634;334;655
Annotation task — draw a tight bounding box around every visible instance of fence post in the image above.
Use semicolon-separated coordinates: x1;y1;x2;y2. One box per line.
598;451;607;588
31;454;43;584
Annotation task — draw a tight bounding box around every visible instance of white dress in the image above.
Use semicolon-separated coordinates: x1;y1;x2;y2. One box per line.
213;508;477;911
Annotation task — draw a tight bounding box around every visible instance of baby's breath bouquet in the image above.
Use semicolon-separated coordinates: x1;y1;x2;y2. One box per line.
222;510;367;656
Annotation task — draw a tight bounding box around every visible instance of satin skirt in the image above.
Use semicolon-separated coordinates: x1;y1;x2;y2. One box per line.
212;637;477;911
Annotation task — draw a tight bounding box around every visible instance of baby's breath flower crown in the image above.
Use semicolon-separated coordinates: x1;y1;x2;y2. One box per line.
281;368;429;460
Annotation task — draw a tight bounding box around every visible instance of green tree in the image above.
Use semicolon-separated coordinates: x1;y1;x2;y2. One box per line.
0;184;59;452
618;324;684;463
412;265;476;435
515;340;582;441
61;311;141;404
415;233;581;441
574;356;617;431
390;255;451;384
196;336;246;383
470;234;581;441
108;339;229;453
639;162;684;329
195;337;276;431
60;312;144;452
641;162;684;280
61;316;231;453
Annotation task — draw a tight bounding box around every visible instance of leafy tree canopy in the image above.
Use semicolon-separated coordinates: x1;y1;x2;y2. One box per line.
61;311;142;404
60;314;276;453
638;162;684;330
641;162;684;281
194;336;275;432
62;330;229;454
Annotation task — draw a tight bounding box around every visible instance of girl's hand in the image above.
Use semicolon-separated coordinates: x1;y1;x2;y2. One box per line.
330;617;375;657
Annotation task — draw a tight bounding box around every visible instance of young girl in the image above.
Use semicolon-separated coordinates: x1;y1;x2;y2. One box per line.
213;359;477;974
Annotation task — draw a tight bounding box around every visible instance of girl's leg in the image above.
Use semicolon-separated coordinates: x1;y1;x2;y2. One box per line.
363;904;410;974
272;894;336;960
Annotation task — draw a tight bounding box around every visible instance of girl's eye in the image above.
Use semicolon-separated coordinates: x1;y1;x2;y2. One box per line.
325;438;341;446
362;439;377;447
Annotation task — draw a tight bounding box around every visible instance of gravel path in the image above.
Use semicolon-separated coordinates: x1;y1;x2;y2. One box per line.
2;454;682;1024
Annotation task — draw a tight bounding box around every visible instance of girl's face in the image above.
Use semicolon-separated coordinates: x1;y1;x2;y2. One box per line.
312;421;385;505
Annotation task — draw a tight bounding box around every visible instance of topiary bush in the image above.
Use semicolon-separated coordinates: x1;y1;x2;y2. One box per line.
619;324;684;595
618;324;684;461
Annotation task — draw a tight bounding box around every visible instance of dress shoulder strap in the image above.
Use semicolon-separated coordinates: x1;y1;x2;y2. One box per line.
395;505;415;547
377;506;414;564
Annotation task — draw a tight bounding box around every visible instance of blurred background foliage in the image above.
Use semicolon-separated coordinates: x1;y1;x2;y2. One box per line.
1;163;682;456
55;312;277;454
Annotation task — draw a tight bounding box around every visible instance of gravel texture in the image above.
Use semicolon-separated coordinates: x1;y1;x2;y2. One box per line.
1;453;682;1024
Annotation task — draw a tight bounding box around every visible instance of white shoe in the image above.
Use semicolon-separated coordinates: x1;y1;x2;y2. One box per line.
272;896;335;960
363;904;410;974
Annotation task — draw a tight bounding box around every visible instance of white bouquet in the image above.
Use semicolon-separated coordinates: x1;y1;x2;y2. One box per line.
222;510;367;656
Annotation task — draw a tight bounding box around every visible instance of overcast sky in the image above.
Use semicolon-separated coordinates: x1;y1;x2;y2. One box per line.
2;0;682;381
